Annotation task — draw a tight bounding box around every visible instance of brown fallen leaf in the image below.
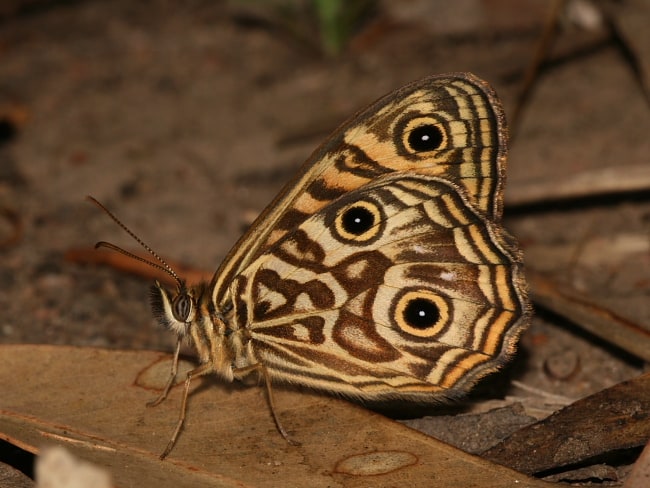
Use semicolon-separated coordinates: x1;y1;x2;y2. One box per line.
64;247;212;288
0;344;553;488
527;270;650;362
542;463;619;484
0;460;33;488
0;206;22;250
625;438;650;488
505;163;650;207
483;371;650;475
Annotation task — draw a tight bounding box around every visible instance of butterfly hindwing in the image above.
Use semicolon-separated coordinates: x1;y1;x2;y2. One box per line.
229;173;527;401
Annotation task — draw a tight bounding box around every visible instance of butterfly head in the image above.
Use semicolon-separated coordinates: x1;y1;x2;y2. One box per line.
150;278;232;374
150;280;196;338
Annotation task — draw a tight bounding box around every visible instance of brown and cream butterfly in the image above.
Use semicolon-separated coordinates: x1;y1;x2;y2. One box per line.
94;72;530;459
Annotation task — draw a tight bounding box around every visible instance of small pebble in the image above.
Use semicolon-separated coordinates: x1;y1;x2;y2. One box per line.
544;349;581;380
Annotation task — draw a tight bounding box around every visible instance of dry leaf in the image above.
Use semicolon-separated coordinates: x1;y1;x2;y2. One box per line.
0;344;553;487
64;247;211;288
625;438;650;488
528;270;650;362
0;460;33;488
483;372;650;474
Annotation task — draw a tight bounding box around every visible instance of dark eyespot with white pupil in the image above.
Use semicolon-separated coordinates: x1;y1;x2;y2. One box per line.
341;205;375;235
333;200;383;244
403;297;440;329
408;124;443;152
172;294;192;322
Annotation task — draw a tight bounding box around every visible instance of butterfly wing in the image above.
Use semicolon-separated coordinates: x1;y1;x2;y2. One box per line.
229;174;529;402
212;73;508;309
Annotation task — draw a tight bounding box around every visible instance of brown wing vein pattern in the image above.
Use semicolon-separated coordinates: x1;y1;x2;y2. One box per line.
230;174;527;401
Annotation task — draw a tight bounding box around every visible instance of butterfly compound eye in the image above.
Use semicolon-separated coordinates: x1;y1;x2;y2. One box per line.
172;294;193;322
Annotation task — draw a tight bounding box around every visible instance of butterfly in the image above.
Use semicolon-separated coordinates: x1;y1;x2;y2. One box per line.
93;72;530;459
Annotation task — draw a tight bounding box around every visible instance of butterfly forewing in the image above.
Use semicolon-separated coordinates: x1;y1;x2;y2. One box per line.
211;73;508;309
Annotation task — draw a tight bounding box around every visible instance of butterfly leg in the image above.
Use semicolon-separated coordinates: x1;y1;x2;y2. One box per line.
233;363;301;447
147;338;182;408
159;361;213;460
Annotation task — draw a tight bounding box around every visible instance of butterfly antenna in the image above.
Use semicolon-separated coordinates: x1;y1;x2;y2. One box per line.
87;196;182;288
